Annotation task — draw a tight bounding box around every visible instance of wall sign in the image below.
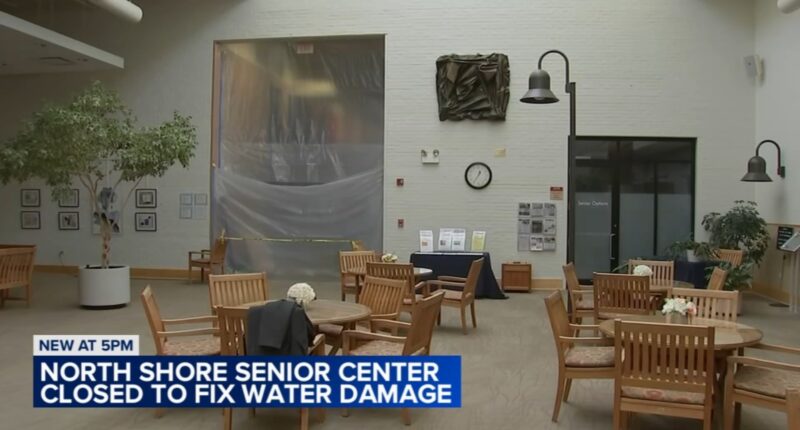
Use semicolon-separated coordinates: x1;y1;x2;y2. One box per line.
777;226;795;250
550;186;563;201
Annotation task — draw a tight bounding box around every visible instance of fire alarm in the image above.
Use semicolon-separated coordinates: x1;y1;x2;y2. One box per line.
397;218;404;228
396;178;404;187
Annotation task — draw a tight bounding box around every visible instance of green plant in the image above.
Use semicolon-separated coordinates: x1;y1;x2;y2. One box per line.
665;240;717;261
705;261;755;291
0;82;197;268
702;200;769;266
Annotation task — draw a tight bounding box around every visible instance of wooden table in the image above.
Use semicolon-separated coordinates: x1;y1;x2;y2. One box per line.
240;299;371;326
650;279;695;294
345;266;433;301
598;314;763;351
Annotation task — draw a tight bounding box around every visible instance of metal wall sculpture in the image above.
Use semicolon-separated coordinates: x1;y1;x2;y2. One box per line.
436;53;510;121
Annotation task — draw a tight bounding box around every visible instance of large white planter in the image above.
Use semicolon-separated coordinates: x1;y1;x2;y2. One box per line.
79;265;130;308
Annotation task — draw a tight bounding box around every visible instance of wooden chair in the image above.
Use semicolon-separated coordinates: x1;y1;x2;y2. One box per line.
716;248;744;267
366;262;426;313
339;250;378;301
788;388;800;430
140;286;220;356
0;245;36;307
216;305;325;430
208;273;268;310
544;291;614;422
593;273;653;320
188;238;228;282
342;291;444;425
628;259;674;286
614;320;715;430
668;287;738;322
707;267;728;291
350;240;368;251
427;258;484;334
563;263;594;324
724;342;800;430
319;275;407;355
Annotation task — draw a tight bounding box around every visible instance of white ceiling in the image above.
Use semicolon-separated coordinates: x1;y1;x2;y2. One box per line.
0;10;123;76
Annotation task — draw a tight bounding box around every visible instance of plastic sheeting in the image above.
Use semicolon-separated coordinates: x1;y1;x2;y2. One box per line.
212;37;385;280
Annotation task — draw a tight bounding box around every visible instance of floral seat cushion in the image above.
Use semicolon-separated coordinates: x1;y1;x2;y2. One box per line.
349;340;404;356
564;346;615;367
318;323;344;338
734;365;800;399
163;337;220;356
621;386;705;404
575;298;594;310
403;294;427;305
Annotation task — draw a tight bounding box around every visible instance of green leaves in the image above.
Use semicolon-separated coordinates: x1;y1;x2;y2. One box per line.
0;81;198;201
702;200;769;266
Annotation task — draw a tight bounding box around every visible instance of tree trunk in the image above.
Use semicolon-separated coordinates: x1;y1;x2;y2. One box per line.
101;219;112;268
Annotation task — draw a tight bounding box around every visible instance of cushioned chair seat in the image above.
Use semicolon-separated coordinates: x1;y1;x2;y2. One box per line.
734;365;800;399
318;323;344;337
442;290;463;301
348;340;403;356
564;346;615;367
190;258;210;264
621;386;705;405
162;337;220;356
403;294;426;305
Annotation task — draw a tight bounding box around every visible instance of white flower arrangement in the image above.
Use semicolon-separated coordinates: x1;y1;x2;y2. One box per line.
632;264;653;277
661;298;697;316
287;283;316;306
381;253;399;263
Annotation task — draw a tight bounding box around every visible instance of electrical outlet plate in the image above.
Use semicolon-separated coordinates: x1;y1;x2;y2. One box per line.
421;148;440;164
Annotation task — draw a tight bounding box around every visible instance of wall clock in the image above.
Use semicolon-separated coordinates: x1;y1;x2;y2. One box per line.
465;162;492;189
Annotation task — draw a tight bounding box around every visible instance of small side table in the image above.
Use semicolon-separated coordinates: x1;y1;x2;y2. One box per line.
502;262;532;293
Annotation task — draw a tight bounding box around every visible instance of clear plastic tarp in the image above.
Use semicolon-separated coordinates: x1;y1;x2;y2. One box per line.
212;37;385;281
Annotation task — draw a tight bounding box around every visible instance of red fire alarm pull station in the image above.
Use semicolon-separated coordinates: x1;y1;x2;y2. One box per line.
397;219;405;228
396;178;404;187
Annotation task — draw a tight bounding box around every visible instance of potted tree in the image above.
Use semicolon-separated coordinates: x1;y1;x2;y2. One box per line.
0;82;197;308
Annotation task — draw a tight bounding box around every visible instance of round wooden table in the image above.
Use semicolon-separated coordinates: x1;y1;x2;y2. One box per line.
241;299;371;326
598;314;763;351
650;280;695;294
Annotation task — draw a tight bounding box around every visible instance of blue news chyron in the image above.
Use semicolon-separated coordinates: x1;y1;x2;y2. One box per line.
34;355;461;409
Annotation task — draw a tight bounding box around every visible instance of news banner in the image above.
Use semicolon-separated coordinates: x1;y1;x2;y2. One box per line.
33;335;461;408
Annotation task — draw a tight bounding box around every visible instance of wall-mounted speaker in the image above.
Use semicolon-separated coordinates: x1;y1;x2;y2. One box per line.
778;0;800;13
744;55;763;79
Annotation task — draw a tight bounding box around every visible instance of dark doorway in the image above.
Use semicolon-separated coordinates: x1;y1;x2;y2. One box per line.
569;137;696;281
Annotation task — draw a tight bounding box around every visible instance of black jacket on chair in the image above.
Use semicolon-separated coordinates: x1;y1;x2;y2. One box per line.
246;299;314;356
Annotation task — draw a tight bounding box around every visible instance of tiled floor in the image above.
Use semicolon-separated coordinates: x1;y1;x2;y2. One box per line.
0;273;796;429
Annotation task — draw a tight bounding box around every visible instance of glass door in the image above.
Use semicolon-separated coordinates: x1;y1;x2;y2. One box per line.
570;137;695;281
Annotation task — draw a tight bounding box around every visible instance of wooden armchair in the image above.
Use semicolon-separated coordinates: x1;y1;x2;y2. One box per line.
716;248;744;267
140;286;220;356
0;245;36;307
614;320;715;430
593;273;653;320
788;388;800;430
668;287;738;322
366;262;426;314
544;291;614;422
707;266;728;291
724;342;800;430
628;259;674;286
341;291;444;425
563;262;594;323
208;272;269;309
427;258;484;334
319;275;407;355
339;250;378;301
188;238;227;282
216;305;325;430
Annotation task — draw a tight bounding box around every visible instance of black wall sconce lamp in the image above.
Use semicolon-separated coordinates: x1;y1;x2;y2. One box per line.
741;139;786;182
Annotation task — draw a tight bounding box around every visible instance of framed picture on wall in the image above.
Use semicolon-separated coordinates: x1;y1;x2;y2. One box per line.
58;212;80;230
135;189;157;208
179;206;193;219
135;212;157;232
193;193;208;206
21;189;40;207
58;189;80;208
21;211;41;229
179;193;193;206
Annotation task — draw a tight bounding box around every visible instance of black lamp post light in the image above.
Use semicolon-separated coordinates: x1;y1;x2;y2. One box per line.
741;139;786;182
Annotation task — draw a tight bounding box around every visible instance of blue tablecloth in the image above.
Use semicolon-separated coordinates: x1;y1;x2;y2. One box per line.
675;260;714;289
410;252;507;299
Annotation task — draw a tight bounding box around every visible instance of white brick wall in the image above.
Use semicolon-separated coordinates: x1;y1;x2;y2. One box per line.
0;0;757;278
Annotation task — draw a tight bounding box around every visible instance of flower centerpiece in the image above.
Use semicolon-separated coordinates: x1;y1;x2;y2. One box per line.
287;283;316;307
632;264;653;277
381;253;399;263
661;298;697;324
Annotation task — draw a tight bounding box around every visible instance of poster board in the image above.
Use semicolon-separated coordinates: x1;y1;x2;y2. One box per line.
518;202;557;252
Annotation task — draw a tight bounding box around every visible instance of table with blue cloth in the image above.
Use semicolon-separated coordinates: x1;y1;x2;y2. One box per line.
675;260;715;289
409;252;507;299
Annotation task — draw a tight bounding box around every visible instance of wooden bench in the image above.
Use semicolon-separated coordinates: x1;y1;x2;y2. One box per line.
0;245;36;307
